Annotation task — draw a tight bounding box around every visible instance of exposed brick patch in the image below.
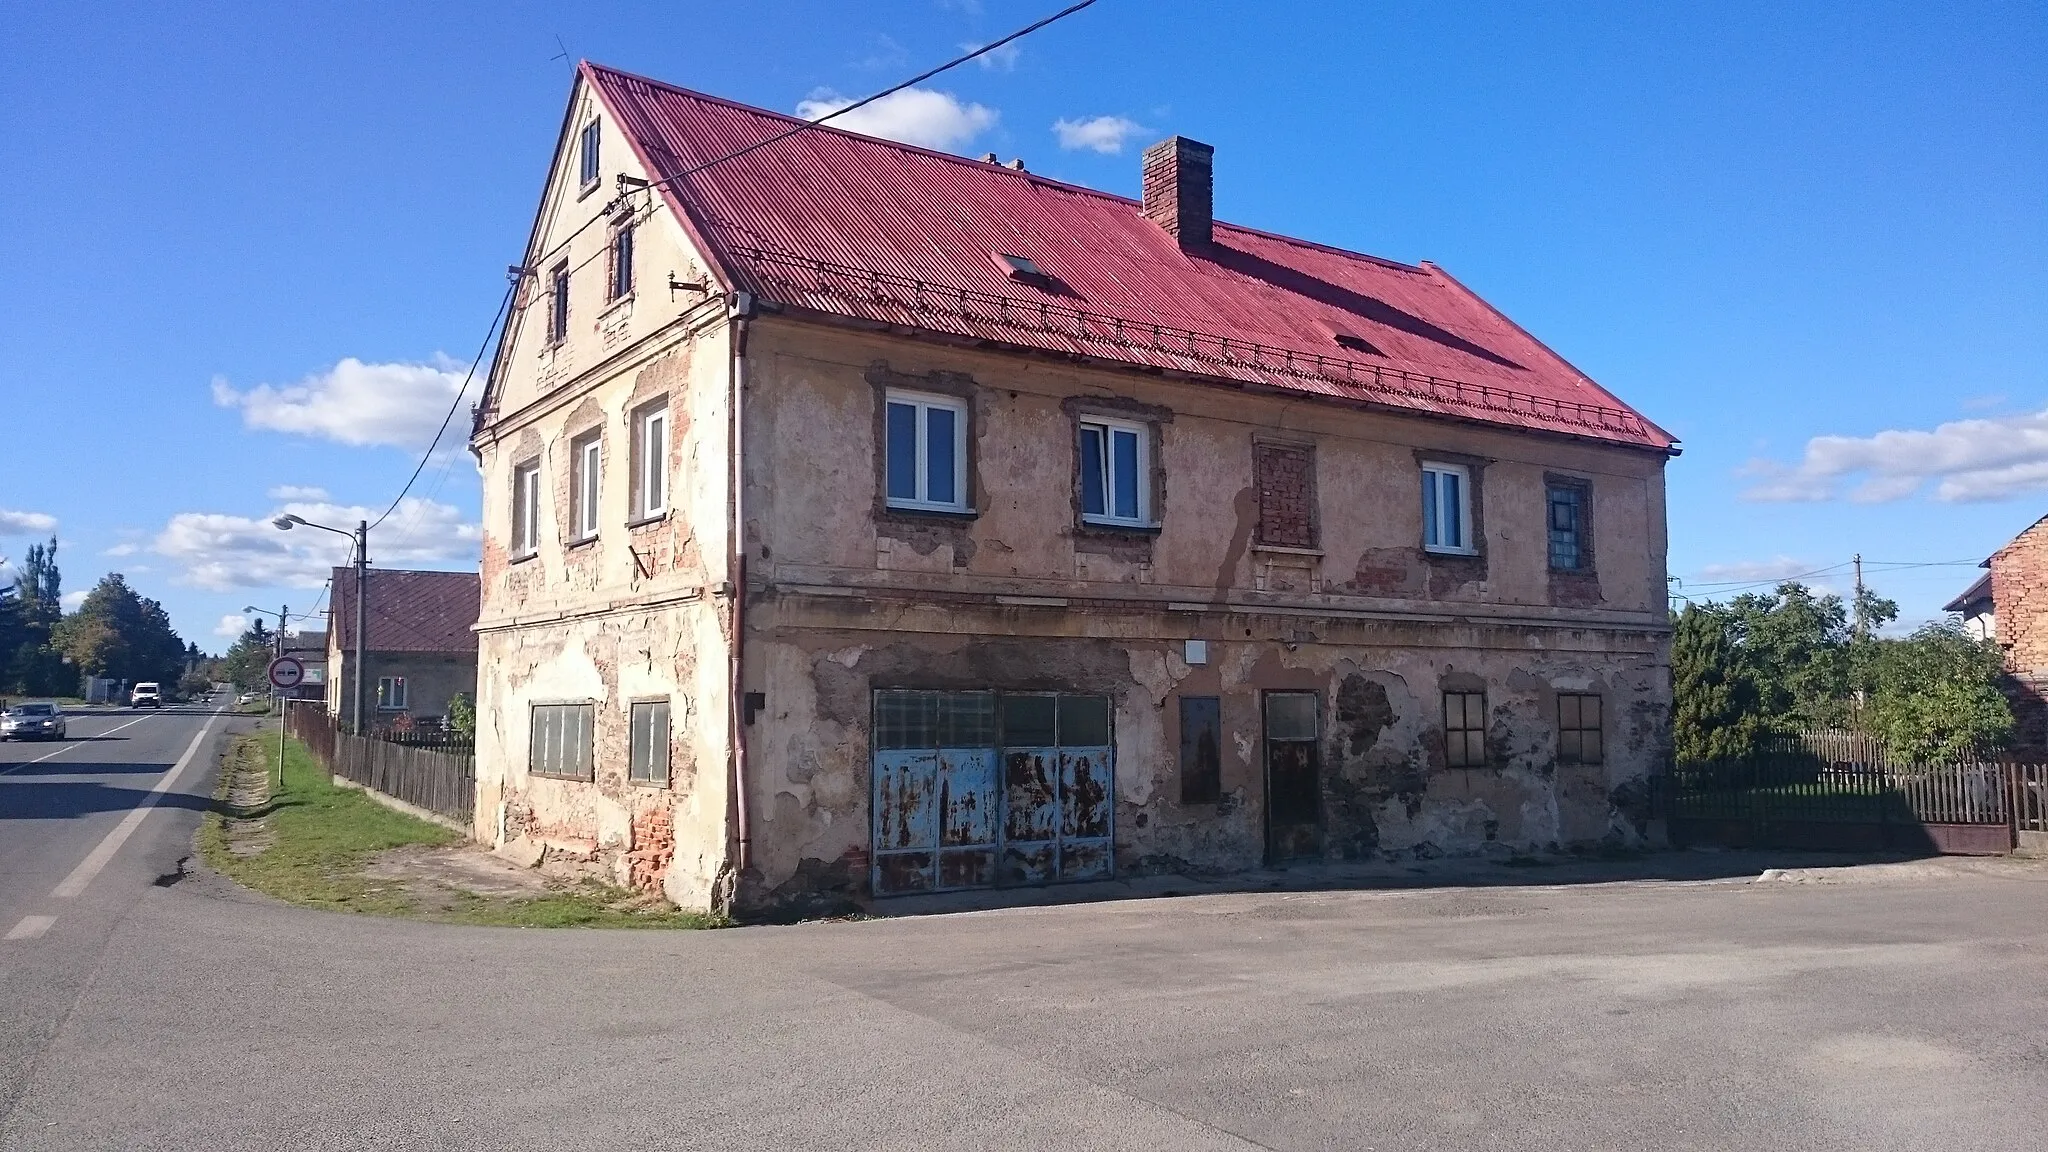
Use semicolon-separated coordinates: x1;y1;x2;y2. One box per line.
1254;443;1315;548
627;806;675;891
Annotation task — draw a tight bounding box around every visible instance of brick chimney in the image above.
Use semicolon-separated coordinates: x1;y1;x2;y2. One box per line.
1141;136;1214;249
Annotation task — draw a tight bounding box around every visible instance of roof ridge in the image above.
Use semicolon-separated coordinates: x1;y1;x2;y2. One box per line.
583;61;1430;276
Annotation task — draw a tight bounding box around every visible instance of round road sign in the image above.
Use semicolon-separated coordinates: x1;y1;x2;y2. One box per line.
267;656;306;690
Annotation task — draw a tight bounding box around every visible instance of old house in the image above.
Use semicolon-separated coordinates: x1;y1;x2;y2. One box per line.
469;63;1679;914
326;568;481;730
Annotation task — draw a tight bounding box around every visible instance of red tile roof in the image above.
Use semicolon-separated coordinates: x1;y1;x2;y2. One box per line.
583;62;1675;452
329;568;480;654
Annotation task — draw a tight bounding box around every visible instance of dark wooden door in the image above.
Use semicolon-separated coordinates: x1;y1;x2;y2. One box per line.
1264;691;1322;861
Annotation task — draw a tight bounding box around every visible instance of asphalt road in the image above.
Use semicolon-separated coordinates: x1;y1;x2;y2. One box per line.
0;704;239;1131
3;716;2046;1150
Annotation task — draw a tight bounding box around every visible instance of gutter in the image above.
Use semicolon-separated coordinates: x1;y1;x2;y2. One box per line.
726;292;756;888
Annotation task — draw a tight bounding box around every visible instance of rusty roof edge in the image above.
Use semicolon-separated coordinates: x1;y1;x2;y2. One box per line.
1419;260;1679;455
751;300;1682;457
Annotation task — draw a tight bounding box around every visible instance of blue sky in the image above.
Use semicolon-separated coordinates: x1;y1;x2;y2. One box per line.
0;1;2041;649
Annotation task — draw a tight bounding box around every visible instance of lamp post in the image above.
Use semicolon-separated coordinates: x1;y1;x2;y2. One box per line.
244;602;287;792
274;515;368;736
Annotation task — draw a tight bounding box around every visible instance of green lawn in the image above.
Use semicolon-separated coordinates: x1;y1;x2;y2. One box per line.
200;730;724;929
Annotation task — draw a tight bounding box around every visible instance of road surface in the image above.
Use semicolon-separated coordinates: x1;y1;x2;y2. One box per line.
3;711;2046;1150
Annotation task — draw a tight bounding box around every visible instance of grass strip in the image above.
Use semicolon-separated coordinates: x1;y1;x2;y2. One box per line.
201;728;724;929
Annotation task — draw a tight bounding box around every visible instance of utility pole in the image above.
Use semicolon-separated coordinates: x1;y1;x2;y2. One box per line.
1852;553;1866;640
353;520;368;738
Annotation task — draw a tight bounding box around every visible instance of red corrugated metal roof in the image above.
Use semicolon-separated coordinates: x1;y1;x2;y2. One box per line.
585;62;1676;451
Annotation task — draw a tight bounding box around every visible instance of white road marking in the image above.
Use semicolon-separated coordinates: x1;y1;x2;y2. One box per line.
5;915;55;941
51;713;220;900
0;713;158;775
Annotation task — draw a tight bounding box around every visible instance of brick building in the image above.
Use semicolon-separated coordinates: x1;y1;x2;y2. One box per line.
468;63;1680;915
1952;515;2048;750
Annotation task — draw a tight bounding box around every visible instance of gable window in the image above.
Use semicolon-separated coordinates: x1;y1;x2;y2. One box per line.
631;402;669;520
1558;693;1603;764
1079;417;1151;526
579;119;602;189
629;700;671;786
570;433;601;541
1547;484;1585;571
530;703;594;781
608;222;635;301
884;389;968;512
1254;442;1315;548
548;261;570;344
1421;462;1473;554
376;676;407;711
511;460;541;557
1443;690;1487;768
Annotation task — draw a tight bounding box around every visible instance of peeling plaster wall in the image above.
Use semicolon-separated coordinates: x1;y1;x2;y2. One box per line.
732;318;1672;906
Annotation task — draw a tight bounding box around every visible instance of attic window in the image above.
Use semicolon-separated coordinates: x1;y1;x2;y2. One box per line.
994;252;1046;281
1333;332;1383;356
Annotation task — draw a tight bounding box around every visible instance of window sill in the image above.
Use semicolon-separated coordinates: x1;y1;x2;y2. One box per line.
881;504;977;522
600;293;635;318
626;511;670;530
510;550;541;565
577;179;602;201
530;770;595;783
1252;543;1323;557
1423;546;1481;559
566;535;599;551
1077;518;1161;537
628;777;671;790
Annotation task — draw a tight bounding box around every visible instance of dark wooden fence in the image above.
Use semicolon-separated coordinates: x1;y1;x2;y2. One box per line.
1667;733;2035;855
285;702;476;827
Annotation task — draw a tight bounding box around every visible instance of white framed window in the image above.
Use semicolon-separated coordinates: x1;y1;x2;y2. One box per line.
1421;462;1474;554
1078;417;1152;526
571;433;601;540
632;402;669;519
578;119;602;188
884;389;968;512
511;460;542;557
530;703;594;780
377;676;407;711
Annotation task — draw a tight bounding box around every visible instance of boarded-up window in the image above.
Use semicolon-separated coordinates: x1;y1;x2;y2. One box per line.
629;700;670;785
1179;696;1221;803
1255;442;1315;548
1443;691;1487;768
1558;693;1603;764
530;703;594;780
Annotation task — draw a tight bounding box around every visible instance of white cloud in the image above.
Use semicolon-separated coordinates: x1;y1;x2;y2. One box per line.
963;41;1021;71
1695;556;1818;584
1742;406;2048;504
0;509;57;536
103;542;140;557
796;87;997;151
1053;115;1146;155
152;497;480;592
212;357;466;450
214;613;250;639
268;485;330;501
59;590;87;610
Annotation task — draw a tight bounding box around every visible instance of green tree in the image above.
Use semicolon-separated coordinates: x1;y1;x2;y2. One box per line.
1863;621;2010;762
222;621;275;693
445;691;476;738
52;574;188;686
3;537;68;695
1671;602;1766;761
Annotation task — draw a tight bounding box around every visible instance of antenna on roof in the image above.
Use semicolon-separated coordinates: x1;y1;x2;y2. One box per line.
550;33;571;67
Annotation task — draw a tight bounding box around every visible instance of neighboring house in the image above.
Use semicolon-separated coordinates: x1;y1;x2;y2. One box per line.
1944;572;1994;641
283;629;328;702
469;63;1680;915
1949;514;2048;749
326;568;481;730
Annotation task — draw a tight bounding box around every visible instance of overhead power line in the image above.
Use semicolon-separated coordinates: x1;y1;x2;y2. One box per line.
369;280;516;532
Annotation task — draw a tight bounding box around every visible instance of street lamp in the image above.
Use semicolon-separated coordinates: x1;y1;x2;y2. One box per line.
274;514;369;736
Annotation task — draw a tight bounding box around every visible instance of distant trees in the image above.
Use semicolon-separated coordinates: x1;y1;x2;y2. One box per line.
1671;580;2011;764
222;622;276;693
53;574;187;688
1;538;70;695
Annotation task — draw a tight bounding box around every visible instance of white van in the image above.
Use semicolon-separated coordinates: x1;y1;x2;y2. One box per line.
130;682;163;708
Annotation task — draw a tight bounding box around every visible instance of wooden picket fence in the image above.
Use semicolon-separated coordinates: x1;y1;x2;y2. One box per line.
285;701;475;826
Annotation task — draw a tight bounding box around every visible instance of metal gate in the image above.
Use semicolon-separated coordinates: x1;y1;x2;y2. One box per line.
871;690;1114;896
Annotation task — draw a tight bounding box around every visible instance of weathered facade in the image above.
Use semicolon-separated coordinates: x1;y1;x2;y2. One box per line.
470;63;1680;915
